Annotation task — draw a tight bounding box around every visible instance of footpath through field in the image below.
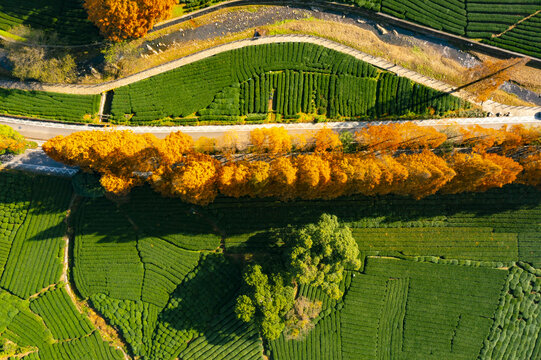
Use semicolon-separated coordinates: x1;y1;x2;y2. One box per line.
0;35;540;117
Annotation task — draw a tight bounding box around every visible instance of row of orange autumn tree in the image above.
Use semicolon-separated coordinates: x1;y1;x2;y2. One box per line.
42;123;541;205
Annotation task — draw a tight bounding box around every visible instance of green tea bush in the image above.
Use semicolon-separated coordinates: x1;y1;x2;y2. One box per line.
111;42;467;124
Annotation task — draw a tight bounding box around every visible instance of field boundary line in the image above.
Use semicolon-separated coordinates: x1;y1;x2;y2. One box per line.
492;10;541;39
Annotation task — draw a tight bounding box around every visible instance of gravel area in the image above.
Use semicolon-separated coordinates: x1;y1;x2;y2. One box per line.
501;82;541;106
144;5;479;69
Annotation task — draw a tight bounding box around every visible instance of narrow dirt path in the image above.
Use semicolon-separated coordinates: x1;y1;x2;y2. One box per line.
60;193;132;360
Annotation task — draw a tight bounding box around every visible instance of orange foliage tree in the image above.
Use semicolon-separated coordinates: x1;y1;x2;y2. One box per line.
393;150;456;199
355;123;401;152
441;152;523;194
459;125;522;153
84;0;176;41
250;127;292;154
43;124;539;205
313;128;342;153
266;157;297;200
218;161;271;198
338;155;384;196
294;155;332;199
0;125;34;155
355;122;447;152
195;136;216;153
154;154;219;205
507;125;541;146
518;153;541;188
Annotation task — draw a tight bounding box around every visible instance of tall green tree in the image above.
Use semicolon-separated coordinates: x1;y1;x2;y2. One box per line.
235;265;295;340
236;214;361;340
286;214;361;299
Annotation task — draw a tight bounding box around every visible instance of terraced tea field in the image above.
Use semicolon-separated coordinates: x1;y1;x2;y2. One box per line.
111;42;469;124
0;171;539;359
0;171;123;360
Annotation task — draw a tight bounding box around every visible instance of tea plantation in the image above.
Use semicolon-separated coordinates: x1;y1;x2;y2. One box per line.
111;42;470;124
0;42;469;125
0;89;100;123
0;170;539;359
0;171;123;360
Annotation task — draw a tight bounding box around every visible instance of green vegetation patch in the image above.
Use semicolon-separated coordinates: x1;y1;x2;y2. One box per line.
352;227;519;262
0;174;71;298
268;277;350;360
343;257;508;359
120;186;221;251
0;172;122;360
111;42;469;124
480;265;541;359
0;88;100;123
0;170;539;359
381;0;541;58
0;172;32;277
73;197;144;301
29;284;94;341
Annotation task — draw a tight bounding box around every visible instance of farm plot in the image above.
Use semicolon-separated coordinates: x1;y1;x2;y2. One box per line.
0;88;101;123
0;0;100;44
268;277;350;360
0;175;71;298
38;332;124;360
342;257;508;360
0;173;123;359
467;1;541;58
138;237;201;308
29;284;94;341
89;294;160;357
72;197;144;301
381;0;467;35
480;265;541;360
340;273;391;359
210;185;539;263
352;227;518;262
177;300;264;360
149;254;242;360
0;287;122;360
71;192;250;359
120;186;221;251
111;54;233;123
379;0;541;58
0;172;32;278
110;42;468;124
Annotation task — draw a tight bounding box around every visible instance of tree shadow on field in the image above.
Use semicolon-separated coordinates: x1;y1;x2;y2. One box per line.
1;170;74;242
206;184;541;236
4;1;101;45
225;228;289;254
118;186;222;247
156;254;247;347
63;180;541;245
